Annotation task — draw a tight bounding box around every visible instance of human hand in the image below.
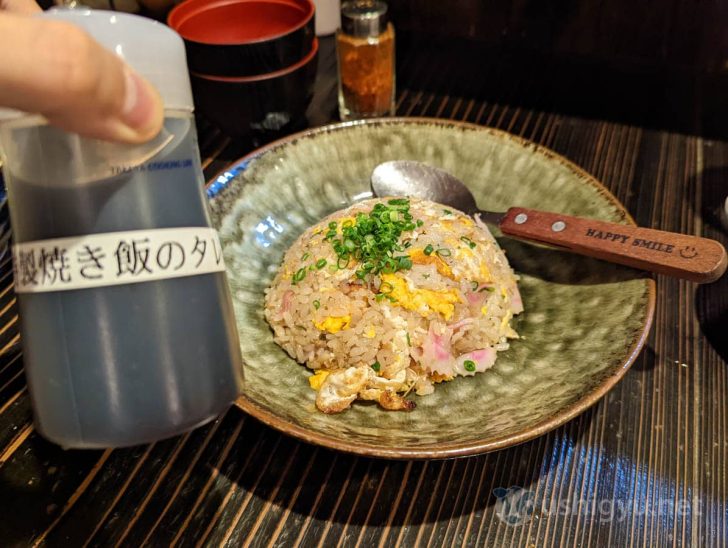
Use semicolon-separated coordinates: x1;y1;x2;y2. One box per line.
0;0;163;143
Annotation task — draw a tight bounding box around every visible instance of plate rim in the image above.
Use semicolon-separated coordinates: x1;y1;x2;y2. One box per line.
208;117;657;460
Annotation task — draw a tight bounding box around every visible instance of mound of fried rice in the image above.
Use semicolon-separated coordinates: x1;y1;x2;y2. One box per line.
264;198;523;413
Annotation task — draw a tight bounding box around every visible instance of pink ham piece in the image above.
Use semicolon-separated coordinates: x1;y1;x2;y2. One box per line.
449;318;475;331
466;291;486;306
421;323;455;376
509;285;524;314
465;283;495;310
453;347;497;376
280;290;294;313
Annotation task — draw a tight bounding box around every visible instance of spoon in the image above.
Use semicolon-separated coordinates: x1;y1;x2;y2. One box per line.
371;160;727;283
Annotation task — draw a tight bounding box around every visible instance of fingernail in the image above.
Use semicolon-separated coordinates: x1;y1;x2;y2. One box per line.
121;67;163;138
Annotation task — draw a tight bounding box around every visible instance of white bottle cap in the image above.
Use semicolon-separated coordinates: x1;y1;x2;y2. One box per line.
0;8;193;122
313;0;341;36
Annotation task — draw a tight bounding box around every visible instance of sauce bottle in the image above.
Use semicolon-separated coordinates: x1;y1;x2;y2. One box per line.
0;9;244;448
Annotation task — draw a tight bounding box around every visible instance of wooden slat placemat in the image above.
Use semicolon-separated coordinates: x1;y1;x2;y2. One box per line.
0;37;725;547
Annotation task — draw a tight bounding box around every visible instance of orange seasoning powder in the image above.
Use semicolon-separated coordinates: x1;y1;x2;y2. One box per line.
337;15;395;119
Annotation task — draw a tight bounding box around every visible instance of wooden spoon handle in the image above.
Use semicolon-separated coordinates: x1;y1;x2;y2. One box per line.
498;207;728;283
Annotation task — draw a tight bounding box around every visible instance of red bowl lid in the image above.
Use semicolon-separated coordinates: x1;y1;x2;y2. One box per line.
168;0;314;45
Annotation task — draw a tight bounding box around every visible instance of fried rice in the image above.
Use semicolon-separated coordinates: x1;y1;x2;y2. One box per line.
264;197;523;413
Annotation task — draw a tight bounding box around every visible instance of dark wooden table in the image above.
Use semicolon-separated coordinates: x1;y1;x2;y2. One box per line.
1;36;726;547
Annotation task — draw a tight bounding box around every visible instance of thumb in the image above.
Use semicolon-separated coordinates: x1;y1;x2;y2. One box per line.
0;13;164;143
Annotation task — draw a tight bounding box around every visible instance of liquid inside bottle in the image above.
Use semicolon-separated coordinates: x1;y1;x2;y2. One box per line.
3;116;244;448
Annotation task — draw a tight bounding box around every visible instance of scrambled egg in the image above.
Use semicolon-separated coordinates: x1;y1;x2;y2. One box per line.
501;310;513;330
381;273;460;321
430;372;454;383
308;370;330;390
408;249;455;279
313;315;351;333
439;216;474;229
337;216;357;233
480;261;491;281
316;366;376;413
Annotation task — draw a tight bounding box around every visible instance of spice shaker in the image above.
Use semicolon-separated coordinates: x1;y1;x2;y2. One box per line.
336;1;395;120
0;9;243;448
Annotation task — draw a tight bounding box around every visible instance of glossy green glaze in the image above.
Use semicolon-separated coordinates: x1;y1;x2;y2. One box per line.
209;119;654;459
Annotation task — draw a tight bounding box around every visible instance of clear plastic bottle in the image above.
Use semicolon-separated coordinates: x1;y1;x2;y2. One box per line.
0;9;243;448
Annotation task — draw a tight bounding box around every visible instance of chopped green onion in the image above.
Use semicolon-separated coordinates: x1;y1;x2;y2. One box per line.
471;281;479;291
381;257;396;274
380;281;394;294
436;248;452;257
316;258;327;269
479;286;496;292
309;264;316;271
424;244;434;256
397;256;413;270
324;199;421;280
292;268;307;284
463;360;476;372
313;300;320;309
406;333;411;347
371;361;381;372
460;236;476;249
443;209;452;215
416;219;424;227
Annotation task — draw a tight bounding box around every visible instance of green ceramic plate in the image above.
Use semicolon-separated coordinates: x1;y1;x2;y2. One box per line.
208;118;655;459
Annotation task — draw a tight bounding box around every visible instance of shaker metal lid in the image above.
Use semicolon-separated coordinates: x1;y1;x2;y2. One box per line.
341;1;389;38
